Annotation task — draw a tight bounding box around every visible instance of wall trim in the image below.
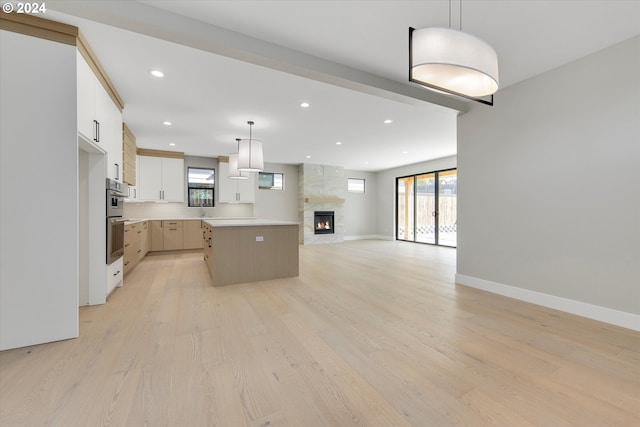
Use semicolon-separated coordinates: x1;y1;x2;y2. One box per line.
0;12;77;45
455;274;640;331
137;148;184;159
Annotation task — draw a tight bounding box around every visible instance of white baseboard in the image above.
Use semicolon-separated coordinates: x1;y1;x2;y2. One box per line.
344;235;393;241
455;274;640;331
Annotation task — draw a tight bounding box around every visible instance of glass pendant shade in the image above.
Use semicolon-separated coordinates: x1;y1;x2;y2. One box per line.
410;27;499;97
228;152;248;180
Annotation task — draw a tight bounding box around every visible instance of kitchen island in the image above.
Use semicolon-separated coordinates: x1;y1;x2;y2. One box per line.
202;219;299;286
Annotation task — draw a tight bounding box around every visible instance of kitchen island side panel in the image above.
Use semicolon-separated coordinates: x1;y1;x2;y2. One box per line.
210;225;298;286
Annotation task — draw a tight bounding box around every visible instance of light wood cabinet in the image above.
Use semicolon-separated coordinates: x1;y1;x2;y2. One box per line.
122;123;137;186
124;221;149;275
205;224;298;286
183;220;203;249
138;155;184;202
163;221;183;251
218;160;256;203
150;220;164;251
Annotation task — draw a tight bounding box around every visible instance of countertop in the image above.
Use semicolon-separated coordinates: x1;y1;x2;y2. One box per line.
203;219;298;228
123;217;298;227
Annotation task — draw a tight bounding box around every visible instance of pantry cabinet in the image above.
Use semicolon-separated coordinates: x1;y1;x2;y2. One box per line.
77;53;123;181
138;155;184;202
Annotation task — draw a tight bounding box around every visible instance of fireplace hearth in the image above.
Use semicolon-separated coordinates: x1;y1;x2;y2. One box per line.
314;211;334;234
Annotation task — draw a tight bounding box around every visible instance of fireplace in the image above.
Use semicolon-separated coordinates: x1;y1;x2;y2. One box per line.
314;211;334;234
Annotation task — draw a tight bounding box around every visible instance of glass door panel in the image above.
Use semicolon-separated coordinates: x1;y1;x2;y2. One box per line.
396;176;414;241
416;173;436;244
438;169;457;247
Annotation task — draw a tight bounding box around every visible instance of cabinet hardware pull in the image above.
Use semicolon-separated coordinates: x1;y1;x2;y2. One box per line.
96;120;100;142
114;270;120;276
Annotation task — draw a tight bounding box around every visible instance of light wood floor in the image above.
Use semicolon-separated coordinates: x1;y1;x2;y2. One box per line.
1;241;638;426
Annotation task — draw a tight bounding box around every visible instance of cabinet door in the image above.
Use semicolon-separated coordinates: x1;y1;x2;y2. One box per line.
163;224;184;251
138;156;162;201
161;158;184;202
99;91;123;181
217;162;240;202
183;220;203;249
238;172;256;203
77;54;96;143
150;220;164;251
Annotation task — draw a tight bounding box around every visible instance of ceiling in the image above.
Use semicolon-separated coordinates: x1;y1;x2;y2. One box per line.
46;1;640;171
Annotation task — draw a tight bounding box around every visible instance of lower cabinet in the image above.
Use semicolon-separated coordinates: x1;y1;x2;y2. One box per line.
124;221;148;275
163;220;183;251
149;220;203;252
107;257;123;295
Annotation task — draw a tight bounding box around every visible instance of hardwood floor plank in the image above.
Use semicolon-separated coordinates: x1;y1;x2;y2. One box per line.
1;240;638;426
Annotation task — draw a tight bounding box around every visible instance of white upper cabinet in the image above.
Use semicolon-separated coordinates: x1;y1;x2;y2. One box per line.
218;161;256;203
77;53;123;181
138;155;184;202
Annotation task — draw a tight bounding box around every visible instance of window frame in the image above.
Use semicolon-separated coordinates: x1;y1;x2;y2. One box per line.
258;172;284;190
347;178;366;194
187;166;215;207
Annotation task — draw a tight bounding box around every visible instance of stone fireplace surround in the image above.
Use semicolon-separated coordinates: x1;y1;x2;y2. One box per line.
298;164;345;244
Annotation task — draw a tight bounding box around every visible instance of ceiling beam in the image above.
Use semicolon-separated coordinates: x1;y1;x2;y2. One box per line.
47;0;468;113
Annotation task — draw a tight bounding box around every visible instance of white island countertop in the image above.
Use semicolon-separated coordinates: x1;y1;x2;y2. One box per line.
203;218;298;227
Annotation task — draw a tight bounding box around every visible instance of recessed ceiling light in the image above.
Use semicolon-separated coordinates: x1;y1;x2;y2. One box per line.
151;70;164;78
306;155;311;159
402;151;408;154
169;143;176;146
384;119;393;124
300;102;310;108
364;161;369;165
336;141;342;145
163;121;172;126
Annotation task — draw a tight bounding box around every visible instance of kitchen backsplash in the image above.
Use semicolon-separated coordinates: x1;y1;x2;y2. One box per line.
124;202;253;219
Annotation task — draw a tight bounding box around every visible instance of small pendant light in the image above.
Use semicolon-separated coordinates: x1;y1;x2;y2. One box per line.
237;121;264;172
228;138;249;180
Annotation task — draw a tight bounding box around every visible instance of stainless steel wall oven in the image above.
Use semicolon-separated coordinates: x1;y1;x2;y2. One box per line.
106;178;126;264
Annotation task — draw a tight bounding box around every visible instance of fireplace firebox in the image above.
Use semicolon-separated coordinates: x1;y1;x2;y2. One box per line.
314;211;334;234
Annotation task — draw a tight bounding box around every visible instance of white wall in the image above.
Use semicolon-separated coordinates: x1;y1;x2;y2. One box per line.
254;162;299;221
375;156;457;239
344;171;378;239
457;36;640;330
1;31;79;350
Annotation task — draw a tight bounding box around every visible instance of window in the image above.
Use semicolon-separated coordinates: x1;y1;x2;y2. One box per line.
258;172;284;190
347;178;365;193
187;167;214;207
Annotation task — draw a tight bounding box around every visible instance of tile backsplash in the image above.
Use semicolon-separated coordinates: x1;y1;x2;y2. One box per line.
124;201;253;219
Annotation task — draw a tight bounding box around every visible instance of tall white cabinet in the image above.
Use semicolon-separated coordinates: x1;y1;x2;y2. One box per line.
1;29;79;351
77;53;123;181
138;155;185;202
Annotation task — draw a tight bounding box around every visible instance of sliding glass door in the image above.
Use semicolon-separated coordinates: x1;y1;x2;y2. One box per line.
396;176;415;241
396;169;457;247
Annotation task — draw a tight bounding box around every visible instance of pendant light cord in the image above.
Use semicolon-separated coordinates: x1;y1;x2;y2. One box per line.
449;0;463;31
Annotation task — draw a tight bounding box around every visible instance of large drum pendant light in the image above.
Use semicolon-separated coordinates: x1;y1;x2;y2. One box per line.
228;138;249;180
237;121;264;172
409;1;499;105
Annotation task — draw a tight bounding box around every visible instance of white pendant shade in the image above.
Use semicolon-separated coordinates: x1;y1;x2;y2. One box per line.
237;138;264;172
411;27;499;97
228;153;248;180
